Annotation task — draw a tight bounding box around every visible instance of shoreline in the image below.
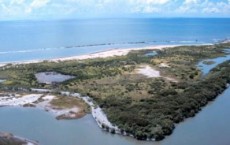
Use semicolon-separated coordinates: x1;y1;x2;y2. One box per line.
0;89;122;139
0;43;212;67
0;92;87;120
0;42;224;142
0;132;39;145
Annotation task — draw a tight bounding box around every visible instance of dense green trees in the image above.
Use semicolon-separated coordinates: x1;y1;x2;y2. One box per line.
0;43;229;141
101;61;230;140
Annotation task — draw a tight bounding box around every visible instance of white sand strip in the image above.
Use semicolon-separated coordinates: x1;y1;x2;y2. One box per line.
71;94;119;131
0;91;118;131
31;88;52;93
92;107;118;129
0;94;42;106
0;93;81;119
0;45;179;67
48;107;80;117
53;45;178;62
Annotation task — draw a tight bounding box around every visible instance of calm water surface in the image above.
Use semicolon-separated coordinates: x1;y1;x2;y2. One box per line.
145;51;158;57
1;18;230;63
0;87;230;145
1;18;230;145
35;72;75;84
198;49;230;75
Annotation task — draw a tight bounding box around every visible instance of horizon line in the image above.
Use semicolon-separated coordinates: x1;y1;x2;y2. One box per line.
1;16;230;22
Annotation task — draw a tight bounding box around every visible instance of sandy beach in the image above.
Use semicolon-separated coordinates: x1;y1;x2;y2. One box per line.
0;93;83;120
0;91;119;133
0;43;213;67
0;45;181;67
53;45;179;61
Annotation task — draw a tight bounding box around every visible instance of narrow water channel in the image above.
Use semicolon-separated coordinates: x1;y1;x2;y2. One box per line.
197;48;230;76
0;86;229;145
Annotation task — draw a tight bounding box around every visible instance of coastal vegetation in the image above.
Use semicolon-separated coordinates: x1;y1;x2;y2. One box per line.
0;43;230;141
202;60;216;65
0;132;38;145
50;95;89;119
50;95;87;110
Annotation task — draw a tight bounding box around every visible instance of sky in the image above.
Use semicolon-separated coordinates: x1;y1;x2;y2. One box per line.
0;0;230;20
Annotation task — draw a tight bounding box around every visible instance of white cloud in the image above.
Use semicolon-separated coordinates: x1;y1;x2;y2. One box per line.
184;0;199;5
129;0;170;6
31;0;49;8
0;0;230;20
177;0;230;15
0;1;24;16
26;0;50;14
143;6;159;13
202;7;220;13
128;0;171;14
10;0;25;5
135;0;170;5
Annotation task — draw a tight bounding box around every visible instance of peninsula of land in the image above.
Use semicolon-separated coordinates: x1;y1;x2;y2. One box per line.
0;42;230;141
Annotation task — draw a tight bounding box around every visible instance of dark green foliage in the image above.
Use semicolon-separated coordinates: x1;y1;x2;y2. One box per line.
0;136;27;145
102;61;230;140
0;44;230;141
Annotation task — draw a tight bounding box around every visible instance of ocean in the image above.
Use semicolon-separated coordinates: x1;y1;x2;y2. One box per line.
1;18;230;145
0;18;230;63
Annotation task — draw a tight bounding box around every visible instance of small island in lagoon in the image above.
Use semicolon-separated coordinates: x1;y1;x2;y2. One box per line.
0;42;230;143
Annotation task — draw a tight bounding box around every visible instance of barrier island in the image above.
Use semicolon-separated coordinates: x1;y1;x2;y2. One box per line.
0;43;230;141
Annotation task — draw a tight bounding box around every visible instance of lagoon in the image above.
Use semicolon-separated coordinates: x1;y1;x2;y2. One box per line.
0;86;230;145
1;18;230;145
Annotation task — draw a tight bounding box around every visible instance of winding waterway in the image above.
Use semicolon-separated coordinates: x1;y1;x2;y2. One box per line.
0;86;229;145
197;48;230;76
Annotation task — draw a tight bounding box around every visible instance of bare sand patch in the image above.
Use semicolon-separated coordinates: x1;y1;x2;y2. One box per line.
136;65;178;82
159;63;170;68
136;65;160;78
0;93;85;119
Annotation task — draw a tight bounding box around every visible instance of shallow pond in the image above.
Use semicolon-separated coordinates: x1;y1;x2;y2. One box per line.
197;49;230;75
35;72;75;84
0;87;230;145
145;51;158;57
